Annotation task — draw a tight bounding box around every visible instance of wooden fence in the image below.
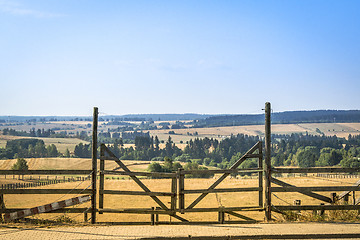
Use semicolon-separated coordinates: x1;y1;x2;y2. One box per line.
1;104;360;224
98;141;264;224
0;169;93;219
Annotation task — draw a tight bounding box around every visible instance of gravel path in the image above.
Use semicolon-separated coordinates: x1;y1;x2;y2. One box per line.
0;222;360;240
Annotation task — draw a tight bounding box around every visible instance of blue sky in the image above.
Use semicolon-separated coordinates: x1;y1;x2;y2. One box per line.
0;0;359;116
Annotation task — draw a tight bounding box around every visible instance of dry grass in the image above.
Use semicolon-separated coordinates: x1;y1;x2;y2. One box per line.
2;175;359;224
148;123;360;143
0;135;89;153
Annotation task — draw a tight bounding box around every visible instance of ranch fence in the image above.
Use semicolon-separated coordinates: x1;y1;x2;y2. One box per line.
0;104;360;224
98;141;263;224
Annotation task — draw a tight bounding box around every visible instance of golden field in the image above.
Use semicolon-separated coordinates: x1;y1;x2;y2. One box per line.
1;174;359;223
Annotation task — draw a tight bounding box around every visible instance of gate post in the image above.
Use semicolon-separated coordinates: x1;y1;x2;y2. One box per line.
91;107;98;224
264;102;272;221
178;168;185;213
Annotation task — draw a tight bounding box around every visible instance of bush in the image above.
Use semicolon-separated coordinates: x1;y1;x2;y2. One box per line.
11;158;28;170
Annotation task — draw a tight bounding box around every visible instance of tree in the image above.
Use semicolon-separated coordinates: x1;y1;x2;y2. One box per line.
11;158;28;170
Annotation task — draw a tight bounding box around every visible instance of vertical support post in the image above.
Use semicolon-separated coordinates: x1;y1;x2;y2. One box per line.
99;144;105;214
258;141;263;208
171;176;177;212
264;102;272;221
178;168;185;213
151;207;155;225
91;107;98;224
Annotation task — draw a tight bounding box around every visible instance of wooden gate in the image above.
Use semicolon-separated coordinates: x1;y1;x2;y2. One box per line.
98;142;264;224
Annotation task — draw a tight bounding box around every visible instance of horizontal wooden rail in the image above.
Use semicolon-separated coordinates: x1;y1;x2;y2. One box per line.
0;170;92;175
183;187;261;194
272;167;360;174
272;186;360;192
0;208;90;214
181;168;262;175
101;170;176;178
101;190;174;196
0;189;92;194
273;205;360;211
100;206;263;214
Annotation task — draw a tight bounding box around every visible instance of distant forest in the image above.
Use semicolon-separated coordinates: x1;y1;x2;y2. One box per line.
193;110;360;128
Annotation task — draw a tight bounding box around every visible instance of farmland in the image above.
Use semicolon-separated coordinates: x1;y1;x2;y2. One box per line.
1;175;359;223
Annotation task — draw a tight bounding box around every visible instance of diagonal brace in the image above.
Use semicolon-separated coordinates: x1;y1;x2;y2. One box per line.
101;144;188;222
187;142;261;209
270;177;332;203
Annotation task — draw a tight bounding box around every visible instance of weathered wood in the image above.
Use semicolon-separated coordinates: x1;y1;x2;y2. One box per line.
258;141;263;208
102;170;176;178
91;106;98;224
178;168;185;212
101;190;174;196
272;186;360;192
272;167;360;173
225;211;257;222
0;189;92;194
0;170;92;175
99;145;105;212
338;179;360;200
171;177;177;211
0;208;89;214
102;145;188;222
273;204;360;211
181;168;262;175
264;102;271;221
186;141;261;209
271;177;332;203
183;187;261;194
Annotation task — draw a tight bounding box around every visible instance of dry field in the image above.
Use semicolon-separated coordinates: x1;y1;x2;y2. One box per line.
1;175;359;223
0;135;89;153
0;158;151;172
149;122;360;143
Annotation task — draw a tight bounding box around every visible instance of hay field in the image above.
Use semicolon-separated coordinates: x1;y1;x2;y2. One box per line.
149;123;360;143
2;175;359;223
0;158;151;172
0;135;89;153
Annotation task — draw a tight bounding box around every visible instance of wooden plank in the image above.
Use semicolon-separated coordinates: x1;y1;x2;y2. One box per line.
0;170;92;175
0;189;92;194
101;190;174;196
272;186;360;192
264;102;272;221
225;211;257;222
181;168;262;175
102;170;176;178
272;167;360;174
186;141;261;209
183;187;261;194
100;206;262;214
91;107;98;224
178;168;185;211
258;141;263;208
273;204;360;211
0;208;90;214
99;145;105;212
102;145;188;222
338;179;360;200
171;177;177;211
271;177;332;203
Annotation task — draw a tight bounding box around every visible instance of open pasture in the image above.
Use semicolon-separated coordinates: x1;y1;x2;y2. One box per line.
0;158;151;173
2;175;359;223
149;122;360;143
0;135;89;153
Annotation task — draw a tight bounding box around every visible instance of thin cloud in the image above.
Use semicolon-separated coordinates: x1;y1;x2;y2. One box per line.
0;0;64;18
